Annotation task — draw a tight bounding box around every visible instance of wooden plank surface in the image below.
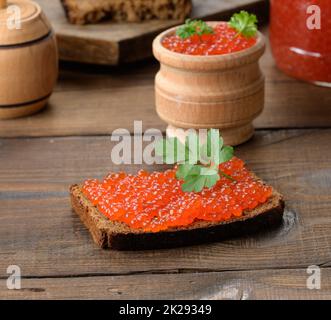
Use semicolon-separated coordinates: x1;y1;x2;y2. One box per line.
0;31;330;138
36;0;267;65
1;268;330;300
0;130;330;281
1;4;331;299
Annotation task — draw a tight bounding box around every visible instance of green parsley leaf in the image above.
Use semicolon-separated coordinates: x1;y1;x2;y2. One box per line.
155;129;236;193
155;137;186;164
182;176;200;192
184;130;200;164
219;145;234;163
182;166;220;192
205;174;220;188
182;165;206;192
192;176;206;192
176;164;195;180
200;167;218;176
185;165;202;178
176;19;214;40
228;10;258;38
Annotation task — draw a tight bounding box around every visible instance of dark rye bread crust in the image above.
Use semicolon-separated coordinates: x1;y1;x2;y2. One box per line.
61;0;192;25
70;182;285;250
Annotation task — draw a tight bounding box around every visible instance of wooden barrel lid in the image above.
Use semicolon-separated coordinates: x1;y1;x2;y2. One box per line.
0;0;51;46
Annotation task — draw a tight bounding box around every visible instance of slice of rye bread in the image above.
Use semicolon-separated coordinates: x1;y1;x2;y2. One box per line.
70;180;285;251
61;0;192;25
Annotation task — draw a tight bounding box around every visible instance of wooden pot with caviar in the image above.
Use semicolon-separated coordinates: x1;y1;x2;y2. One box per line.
153;12;265;146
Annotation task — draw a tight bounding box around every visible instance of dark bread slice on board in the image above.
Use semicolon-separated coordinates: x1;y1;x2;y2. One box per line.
70;180;285;250
61;0;192;25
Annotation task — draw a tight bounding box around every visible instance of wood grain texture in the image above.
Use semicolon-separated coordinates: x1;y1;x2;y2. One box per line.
0;0;58;119
0;130;330;279
0;30;330;136
0;0;6;9
0;5;329;299
1;268;330;300
35;0;267;65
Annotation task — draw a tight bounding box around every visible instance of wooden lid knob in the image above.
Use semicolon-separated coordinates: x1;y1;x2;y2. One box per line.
0;0;52;46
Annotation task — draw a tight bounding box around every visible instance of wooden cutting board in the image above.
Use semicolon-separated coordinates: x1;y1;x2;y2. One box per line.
36;0;267;65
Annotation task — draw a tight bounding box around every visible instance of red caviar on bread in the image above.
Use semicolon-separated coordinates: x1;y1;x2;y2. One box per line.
82;158;272;233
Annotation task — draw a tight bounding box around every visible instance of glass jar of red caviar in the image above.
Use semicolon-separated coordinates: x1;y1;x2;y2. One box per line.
270;0;331;87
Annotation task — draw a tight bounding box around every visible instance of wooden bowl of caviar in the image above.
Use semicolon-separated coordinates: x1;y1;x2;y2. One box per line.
153;13;266;146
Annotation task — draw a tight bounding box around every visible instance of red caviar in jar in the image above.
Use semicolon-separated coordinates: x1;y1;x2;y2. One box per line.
82;158;273;233
162;22;257;56
270;0;331;85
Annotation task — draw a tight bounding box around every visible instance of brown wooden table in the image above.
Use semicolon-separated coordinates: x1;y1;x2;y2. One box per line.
1;26;331;299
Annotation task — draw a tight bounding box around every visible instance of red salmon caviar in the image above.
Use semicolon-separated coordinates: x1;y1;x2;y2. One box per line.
162;23;257;56
82;158;273;233
270;0;331;84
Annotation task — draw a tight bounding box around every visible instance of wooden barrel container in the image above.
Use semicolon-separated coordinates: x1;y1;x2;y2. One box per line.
153;23;266;146
0;0;58;119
